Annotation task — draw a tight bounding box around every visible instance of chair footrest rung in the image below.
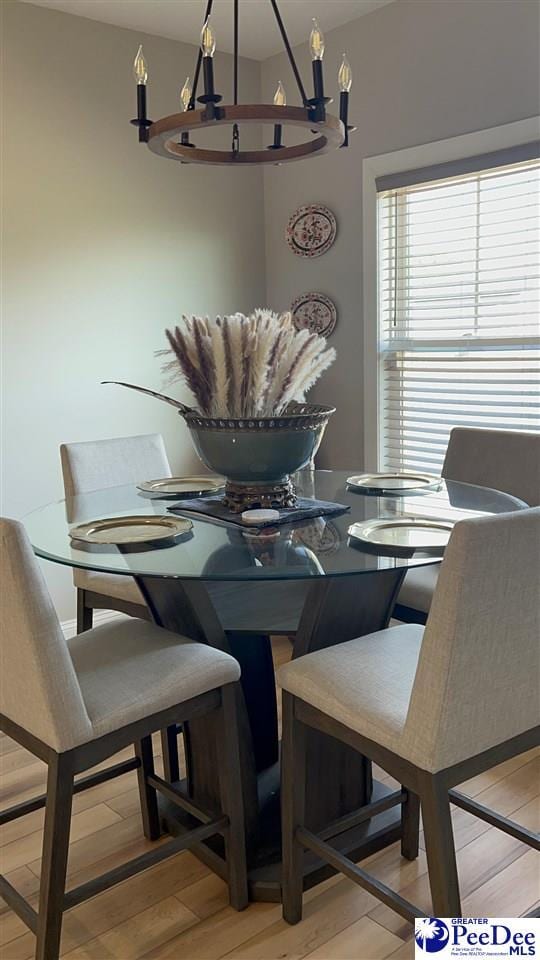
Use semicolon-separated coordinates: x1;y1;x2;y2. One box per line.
318;789;405;842
0;757;140;826
0;876;38;933
296;827;426;924
449;790;540;850
146;773;216;825
63;815;228;910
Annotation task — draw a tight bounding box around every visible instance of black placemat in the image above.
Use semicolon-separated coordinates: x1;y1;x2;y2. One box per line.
168;495;349;528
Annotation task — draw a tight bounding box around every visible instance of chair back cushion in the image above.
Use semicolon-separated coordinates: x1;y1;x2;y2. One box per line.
442;428;540;506
60;434;171;497
0;519;92;751
405;508;540;771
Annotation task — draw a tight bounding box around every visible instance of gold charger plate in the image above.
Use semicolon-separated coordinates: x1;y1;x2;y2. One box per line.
137;476;223;497
69;515;193;545
348;517;453;555
347;472;441;494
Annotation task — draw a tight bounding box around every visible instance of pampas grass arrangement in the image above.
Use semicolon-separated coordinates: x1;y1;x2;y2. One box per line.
160;309;336;418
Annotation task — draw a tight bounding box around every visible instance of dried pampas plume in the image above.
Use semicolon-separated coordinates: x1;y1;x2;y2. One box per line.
162;310;336;418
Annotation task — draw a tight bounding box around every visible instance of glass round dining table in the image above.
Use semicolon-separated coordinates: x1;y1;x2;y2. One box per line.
23;469;525;901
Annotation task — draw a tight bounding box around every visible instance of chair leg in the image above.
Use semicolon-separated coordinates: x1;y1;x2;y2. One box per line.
35;753;74;960
281;691;306;925
421;773;461;916
217;683;249;911
401;788;420;860
161;726;180;783
76;589;93;633
135;737;161;841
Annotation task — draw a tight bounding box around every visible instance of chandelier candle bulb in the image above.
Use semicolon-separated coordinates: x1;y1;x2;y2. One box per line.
338;54;352;146
199;17;221;110
180;77;192;111
270;81;286;149
131;44;151;142
310;18;325;109
180;77;193;147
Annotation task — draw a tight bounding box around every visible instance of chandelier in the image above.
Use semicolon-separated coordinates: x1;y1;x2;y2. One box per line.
130;0;354;166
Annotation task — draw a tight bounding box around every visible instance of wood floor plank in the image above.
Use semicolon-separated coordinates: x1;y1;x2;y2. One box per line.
369;797;539;940
386;937;415;959
302;915;403;959
0;866;40;916
62;896;199;960
26;813;167;882
0;770;142;849
142;903;281;960
0;748;42;777
459;747;539;797
419;759;540;851
175;874;230;921
221;878;377;960
0;737;21;757
463;849;539;917
1;803;122;874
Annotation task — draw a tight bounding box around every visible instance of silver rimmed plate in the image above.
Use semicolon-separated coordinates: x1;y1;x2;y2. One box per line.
348;517;453;555
137;476;223;497
347;472;441;494
69;515;193;545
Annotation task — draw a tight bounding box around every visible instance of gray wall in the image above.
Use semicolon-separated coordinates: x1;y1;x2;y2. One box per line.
262;0;540;467
1;0;265;619
3;0;539;619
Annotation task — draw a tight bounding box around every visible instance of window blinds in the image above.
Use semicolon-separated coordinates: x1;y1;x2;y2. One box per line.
377;156;540;475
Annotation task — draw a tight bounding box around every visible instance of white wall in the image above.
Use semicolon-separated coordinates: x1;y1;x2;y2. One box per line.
1;0;266;619
261;0;540;468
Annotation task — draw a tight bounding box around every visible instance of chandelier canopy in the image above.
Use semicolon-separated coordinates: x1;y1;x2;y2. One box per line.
130;0;355;167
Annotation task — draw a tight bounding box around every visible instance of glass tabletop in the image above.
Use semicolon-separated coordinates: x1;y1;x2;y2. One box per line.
23;470;525;582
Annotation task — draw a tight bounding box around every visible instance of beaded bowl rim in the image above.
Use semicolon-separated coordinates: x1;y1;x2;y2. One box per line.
182;401;336;430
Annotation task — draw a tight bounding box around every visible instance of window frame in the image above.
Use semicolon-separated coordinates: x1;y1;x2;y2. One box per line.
361;117;540;471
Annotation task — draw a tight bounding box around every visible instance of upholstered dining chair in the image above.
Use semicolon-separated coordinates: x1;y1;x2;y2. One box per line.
0;519;248;960
279;508;540;921
396;427;540;623
60;434;172;632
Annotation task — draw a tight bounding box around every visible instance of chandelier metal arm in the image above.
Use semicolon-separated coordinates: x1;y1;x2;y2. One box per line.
233;0;239;105
269;0;309;107
232;0;239;153
189;0;214;110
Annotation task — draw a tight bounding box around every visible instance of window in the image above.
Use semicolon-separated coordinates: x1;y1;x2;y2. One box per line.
377;153;540;475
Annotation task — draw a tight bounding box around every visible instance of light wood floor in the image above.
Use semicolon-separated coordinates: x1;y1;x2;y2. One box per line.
1;636;539;960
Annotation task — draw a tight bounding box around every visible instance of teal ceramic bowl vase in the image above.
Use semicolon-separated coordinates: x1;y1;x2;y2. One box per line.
183;401;335;511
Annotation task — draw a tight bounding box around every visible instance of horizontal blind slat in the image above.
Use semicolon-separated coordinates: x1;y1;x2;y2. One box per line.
378;156;540;473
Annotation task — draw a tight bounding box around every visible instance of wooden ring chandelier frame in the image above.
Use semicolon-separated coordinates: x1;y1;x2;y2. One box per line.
148;106;344;166
131;0;354;166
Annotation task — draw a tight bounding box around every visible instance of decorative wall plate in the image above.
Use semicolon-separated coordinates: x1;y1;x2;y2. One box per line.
291;292;337;338
286;204;337;258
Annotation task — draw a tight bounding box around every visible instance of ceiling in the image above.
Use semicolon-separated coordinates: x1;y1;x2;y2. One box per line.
20;0;395;60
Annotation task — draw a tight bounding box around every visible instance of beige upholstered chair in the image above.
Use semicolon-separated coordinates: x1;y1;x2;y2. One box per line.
279;508;540;920
0;519;248;960
60;434;172;631
396;427;540;622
